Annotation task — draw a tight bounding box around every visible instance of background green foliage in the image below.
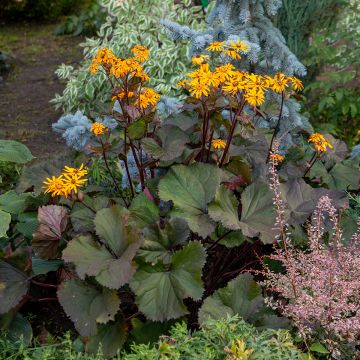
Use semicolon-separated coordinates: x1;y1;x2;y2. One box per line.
0;317;306;359
301;0;360;144
276;0;349;66
51;0;205;115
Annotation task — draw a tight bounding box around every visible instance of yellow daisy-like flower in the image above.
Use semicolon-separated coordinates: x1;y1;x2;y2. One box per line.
63;164;88;178
192;54;209;66
43;175;69;198
189;80;210;99
222;77;245;95
357;130;360;136
291;77;304;92
131;45;149;62
212;139;226;150
308;133;333;152
270;153;284;162
228;40;250;53
215;64;236;82
138;88;161;109
63;173;88;194
206;41;225;52
270;73;290;93
244;88;265;107
90;122;108;136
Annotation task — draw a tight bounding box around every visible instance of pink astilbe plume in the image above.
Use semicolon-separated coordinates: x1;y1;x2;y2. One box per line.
263;143;360;357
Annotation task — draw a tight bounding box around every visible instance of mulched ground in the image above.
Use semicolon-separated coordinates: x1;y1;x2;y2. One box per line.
0;21;83;159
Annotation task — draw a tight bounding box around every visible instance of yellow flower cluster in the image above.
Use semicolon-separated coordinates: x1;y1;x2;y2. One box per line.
43;164;88;198
90;46;161;111
89;46;149;81
308;133;333;152
90;122;109;136
212;139;226;149
206;40;250;60
178;46;303;107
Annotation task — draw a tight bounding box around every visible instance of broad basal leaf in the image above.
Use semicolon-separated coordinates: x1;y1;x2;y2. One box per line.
129;192;159;229
0;191;31;214
0;260;29;314
32;205;68;259
208;185;241;230
325;160;360;190
63;206;142;289
138;217;190;264
239;180;276;244
58;279;120;336
280;179;317;225
158;163;222;237
0;210;11;238
130;242;206;321
70;195;110;233
86;314;127;358
0;140;33;164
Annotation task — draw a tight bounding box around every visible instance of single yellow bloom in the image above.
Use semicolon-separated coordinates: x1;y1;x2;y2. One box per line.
228;40;250;53
270;73;290;93
206;41;225;52
291;77;304;92
43;175;69;198
63;164;88;178
270;153;284;162
63;173;88;194
215;64;236;82
90;122;108;136
222;77;245;95
138;88;160;109
212;139;226;150
189;80;210;99
308;133;333;152
192;54;209;66
244;88;265;107
356;130;360;136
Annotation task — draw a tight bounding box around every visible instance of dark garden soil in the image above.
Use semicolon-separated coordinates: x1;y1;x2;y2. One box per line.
0;21;83;159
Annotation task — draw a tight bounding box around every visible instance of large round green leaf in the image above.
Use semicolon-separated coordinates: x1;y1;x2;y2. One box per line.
142;125;189;161
86;315;127;358
198;273;288;330
158;163;222;237
0;260;29;314
0;191;31;214
129;192;159;229
208;185;241;230
0;140;33;164
239;180;276;244
130;242;206;321
63;206;143;289
199;274;263;325
138;217;190;264
58;279;120;336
